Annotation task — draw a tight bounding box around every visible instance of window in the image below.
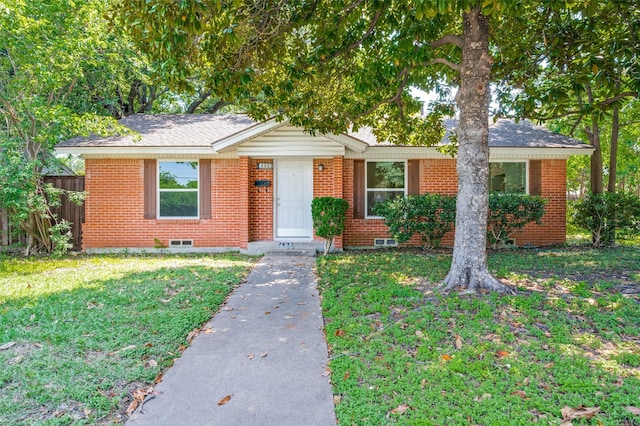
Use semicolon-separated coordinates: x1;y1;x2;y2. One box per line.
158;161;199;218
366;161;406;216
489;162;526;194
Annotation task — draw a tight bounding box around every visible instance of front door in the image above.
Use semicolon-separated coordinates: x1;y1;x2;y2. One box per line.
276;160;313;239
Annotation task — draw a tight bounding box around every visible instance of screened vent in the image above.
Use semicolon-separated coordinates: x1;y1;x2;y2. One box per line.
169;239;194;248
374;238;397;247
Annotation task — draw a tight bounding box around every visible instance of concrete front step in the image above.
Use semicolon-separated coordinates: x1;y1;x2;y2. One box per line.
264;249;317;257
244;240;324;256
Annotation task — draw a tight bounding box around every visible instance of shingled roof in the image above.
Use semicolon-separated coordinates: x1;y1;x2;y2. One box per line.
56;113;591;150
57;114;258;148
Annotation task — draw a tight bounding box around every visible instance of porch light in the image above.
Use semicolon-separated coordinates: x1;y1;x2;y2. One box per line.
317;163;324;172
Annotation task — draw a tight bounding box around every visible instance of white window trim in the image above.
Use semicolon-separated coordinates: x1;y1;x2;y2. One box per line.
158;160;200;219
365;159;408;219
489;160;529;195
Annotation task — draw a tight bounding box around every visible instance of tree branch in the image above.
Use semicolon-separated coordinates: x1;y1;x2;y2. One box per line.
598;91;638;107
428;58;461;73
186;90;211;114
430;34;464;50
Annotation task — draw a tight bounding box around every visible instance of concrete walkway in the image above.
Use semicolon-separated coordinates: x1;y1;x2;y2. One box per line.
126;255;336;426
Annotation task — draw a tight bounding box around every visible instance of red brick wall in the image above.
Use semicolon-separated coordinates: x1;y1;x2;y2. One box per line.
311;158;345;248
516;159;566;246
83;156;567;251
249;158;274;241
342;158;567;248
83;158;245;249
342;159;391;247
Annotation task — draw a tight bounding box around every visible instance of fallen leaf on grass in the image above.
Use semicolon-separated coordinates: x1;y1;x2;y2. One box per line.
473;393;492;402
415;330;425;338
455;335;463;350
108;345;136;356
389;404;410;415
543;362;554;369
561;405;600;421
335;329;346;337
496;350;509;358
511;390;527;399
145;359;158;368
217;395;231;406
538;382;551;391
334;395;342;404
441;354;453;361
0;342;16;351
626;406;640;415
343;371;350;380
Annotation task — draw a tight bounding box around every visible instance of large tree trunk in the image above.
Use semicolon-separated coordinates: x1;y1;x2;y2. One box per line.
441;8;511;294
585;86;604;195
607;103;619;193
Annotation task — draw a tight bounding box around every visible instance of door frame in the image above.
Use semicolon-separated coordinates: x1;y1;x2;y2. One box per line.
274;158;314;240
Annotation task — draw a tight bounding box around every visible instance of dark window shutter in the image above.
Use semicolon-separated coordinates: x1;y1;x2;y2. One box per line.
199;159;211;219
529;160;542;196
353;160;365;219
144;159;156;219
408;159;420;195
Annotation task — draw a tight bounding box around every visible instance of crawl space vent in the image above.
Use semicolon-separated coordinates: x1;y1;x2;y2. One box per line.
169;239;193;248
374;238;397;247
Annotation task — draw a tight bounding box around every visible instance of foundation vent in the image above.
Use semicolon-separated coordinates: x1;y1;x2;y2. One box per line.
374;238;397;247
169;239;194;248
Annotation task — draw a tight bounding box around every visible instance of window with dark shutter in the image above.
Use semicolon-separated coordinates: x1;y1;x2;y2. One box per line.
144;159;157;219
199;159;211;219
408;159;420;195
529;160;542;196
353;160;365;219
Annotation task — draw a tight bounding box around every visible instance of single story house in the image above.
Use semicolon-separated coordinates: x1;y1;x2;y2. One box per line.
55;114;593;254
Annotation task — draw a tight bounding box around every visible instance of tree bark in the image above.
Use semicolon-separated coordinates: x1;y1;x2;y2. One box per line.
585;85;603;194
607;102;619;193
441;8;511;294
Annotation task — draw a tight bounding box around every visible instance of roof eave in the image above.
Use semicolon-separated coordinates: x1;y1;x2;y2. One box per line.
212;117;287;151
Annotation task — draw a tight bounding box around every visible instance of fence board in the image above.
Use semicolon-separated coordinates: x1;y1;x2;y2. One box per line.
43;176;85;250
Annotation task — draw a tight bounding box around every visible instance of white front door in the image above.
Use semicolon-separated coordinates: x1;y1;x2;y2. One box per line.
276;160;313;239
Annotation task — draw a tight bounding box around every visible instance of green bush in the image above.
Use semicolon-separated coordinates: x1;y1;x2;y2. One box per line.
487;193;547;249
311;197;349;255
572;191;640;247
374;194;456;249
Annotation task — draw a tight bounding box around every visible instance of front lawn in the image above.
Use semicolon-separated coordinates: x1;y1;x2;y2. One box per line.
318;247;640;425
0;253;254;424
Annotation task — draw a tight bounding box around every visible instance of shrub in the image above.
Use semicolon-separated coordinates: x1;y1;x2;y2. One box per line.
487;193;547;249
311;197;349;255
374;194;456;249
572;191;640;247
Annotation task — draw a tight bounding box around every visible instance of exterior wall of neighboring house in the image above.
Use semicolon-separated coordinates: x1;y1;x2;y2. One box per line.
81;155;567;252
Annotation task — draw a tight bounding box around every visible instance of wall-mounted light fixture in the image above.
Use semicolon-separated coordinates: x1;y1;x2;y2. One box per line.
317;163;325;172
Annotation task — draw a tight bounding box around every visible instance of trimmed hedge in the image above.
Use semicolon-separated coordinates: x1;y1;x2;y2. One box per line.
311;196;349;255
375;193;547;249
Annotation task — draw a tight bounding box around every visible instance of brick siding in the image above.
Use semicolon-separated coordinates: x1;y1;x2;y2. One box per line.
82;157;567;251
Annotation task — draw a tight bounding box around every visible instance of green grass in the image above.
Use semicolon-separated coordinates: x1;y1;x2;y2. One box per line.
0;253;254;425
317;247;640;425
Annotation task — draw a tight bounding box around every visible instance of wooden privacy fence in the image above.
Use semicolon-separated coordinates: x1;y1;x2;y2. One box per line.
1;176;85;251
44;176;85;250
